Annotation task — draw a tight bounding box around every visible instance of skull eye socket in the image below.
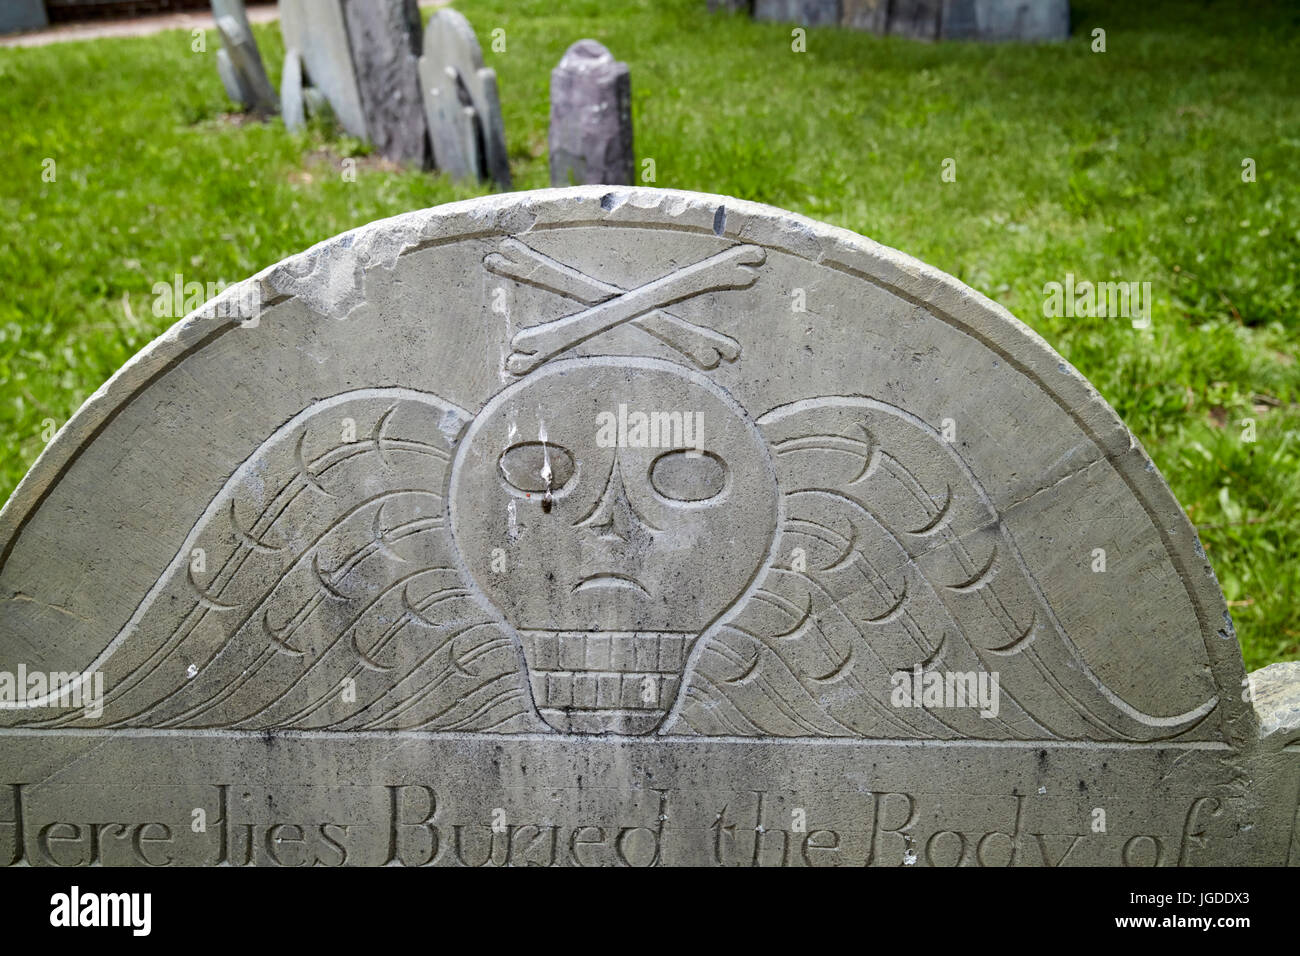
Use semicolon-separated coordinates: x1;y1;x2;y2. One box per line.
499;442;576;494
650;449;728;503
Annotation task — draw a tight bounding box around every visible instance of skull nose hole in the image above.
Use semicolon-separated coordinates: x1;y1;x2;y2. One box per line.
578;455;653;543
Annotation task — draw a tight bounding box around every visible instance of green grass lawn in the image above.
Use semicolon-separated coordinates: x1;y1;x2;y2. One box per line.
0;0;1296;669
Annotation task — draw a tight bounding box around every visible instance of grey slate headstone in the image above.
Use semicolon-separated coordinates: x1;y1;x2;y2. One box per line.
0;0;46;35
1;187;1297;866
752;0;841;26
212;0;278;117
342;0;430;167
418;8;512;188
749;0;1068;41
840;0;887;32
279;0;369;140
887;0;942;39
940;0;1069;42
549;40;634;188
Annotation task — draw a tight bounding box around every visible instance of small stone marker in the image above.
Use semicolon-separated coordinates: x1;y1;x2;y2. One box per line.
342;0;429;167
278;0;369;138
212;0;278;116
549;40;634;188
1;187;1297;866
418;8;511;188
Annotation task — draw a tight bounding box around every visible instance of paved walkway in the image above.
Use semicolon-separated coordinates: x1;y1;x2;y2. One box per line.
0;2;446;48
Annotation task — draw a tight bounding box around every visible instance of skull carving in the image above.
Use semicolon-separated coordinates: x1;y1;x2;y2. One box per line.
449;358;779;734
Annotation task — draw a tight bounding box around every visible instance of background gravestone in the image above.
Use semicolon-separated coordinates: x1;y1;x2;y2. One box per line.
841;0;887;32
0;0;47;35
888;0;943;39
418;8;511;188
279;0;369;139
549;40;634;187
212;0;278;117
343;0;429;167
0;187;1297;866
746;0;1068;41
940;0;1070;42
752;0;841;26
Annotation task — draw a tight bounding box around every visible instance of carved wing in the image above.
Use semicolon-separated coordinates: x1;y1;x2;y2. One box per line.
18;389;543;733
670;397;1219;741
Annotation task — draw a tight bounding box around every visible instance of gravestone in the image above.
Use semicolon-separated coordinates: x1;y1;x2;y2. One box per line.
549;41;634;188
0;0;47;35
1;187;1297;866
212;0;278;117
940;0;1070;42
752;0;841;27
887;0;942;39
746;0;1068;41
343;0;429;167
841;0;887;32
279;0;369;139
418;8;511;189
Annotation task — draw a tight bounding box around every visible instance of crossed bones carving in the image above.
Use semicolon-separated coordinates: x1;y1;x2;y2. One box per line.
484;239;766;375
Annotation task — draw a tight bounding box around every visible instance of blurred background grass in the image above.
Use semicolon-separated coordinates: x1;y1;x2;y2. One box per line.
0;0;1296;667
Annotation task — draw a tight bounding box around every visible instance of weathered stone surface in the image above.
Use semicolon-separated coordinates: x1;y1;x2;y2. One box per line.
418;8;511;188
940;0;1069;42
342;0;429;167
549;41;633;187
278;0;368;140
212;0;278;117
0;187;1296;865
752;0;841;26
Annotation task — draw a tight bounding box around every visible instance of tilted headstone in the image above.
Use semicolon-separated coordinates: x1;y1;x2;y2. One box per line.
418;8;511;189
278;0;369;139
279;46;306;131
212;0;278;117
1;187;1297;866
342;0;429;167
549;41;634;188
